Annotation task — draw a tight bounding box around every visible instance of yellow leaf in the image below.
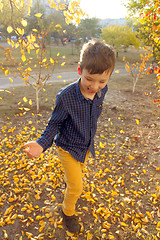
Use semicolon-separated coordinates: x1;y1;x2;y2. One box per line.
146;211;154;220
5;70;8;76
8;197;15;202
9;78;13;83
16;27;24;35
58;75;62;78
87;232;93;240
18;215;24;219
82;207;88;211
26;232;33;238
50;58;54;64
96;207;102;213
35;13;42;17
3;230;8;239
66;231;74;237
120;130;125;133
15;42;19;48
136;119;139;125
42;58;47;63
61;62;65;66
21;19;27;27
39;225;45;232
128;155;134;160
57;52;60;56
55;24;62;28
51;194;56;201
115;70;120;73
121;222;128;226
123;213;131;221
22;54;26;62
24;108;30;113
100;142;105;148
29;99;32;105
23;97;28;102
4;205;14;215
103;221;111;229
36;216;42;220
7;26;13;33
36;49;40;55
11;214;17;220
108;235;115;240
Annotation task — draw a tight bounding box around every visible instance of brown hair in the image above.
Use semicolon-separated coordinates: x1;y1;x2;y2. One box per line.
79;39;116;75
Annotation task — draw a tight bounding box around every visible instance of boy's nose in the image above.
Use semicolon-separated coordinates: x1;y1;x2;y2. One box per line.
91;83;100;92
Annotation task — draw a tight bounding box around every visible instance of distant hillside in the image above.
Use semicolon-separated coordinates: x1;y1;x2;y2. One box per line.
99;18;127;27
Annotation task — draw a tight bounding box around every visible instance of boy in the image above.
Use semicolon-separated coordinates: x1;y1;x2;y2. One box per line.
23;39;116;233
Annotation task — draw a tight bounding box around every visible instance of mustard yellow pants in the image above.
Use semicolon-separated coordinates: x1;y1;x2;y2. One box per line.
57;146;90;216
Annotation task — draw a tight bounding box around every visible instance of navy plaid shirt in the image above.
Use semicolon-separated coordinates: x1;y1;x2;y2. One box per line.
36;79;108;163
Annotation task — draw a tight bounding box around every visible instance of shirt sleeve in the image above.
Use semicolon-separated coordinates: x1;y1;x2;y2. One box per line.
36;95;68;151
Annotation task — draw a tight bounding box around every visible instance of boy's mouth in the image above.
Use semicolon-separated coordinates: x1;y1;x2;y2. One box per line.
87;88;96;94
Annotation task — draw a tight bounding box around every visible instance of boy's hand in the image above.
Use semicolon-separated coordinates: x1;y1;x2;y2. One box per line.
23;141;43;158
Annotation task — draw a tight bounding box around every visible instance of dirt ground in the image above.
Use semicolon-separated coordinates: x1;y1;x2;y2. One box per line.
0;70;160;240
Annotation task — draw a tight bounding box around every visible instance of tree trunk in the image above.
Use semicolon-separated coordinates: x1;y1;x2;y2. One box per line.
116;51;119;58
132;76;139;93
36;86;39;113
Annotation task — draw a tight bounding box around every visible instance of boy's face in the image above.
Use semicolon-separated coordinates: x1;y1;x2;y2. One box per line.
78;67;111;99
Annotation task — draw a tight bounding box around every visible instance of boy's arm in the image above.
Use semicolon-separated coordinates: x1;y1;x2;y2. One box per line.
36;96;68;151
24;96;68;157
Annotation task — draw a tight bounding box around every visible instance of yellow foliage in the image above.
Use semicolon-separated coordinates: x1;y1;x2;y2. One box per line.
7;26;13;33
21;19;27;27
35;13;42;18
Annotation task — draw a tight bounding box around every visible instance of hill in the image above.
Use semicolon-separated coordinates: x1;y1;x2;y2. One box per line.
99;18;127;27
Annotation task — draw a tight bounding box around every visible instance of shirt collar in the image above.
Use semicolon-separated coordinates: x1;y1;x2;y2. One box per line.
75;78;86;101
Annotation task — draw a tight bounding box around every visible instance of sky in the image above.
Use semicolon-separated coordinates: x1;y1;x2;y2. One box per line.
80;0;128;19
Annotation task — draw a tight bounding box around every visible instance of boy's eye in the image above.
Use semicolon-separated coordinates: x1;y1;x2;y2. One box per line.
86;78;92;81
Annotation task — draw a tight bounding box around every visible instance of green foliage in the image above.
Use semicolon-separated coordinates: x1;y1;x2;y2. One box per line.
101;25;140;56
77;18;101;39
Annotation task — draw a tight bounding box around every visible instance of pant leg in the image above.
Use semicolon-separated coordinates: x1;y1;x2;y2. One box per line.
57;147;90;216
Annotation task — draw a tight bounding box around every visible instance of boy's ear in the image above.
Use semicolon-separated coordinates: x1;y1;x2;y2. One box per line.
77;63;81;76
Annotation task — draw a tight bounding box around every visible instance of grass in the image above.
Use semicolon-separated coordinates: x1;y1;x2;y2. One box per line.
0;42;153;74
0;43;80;74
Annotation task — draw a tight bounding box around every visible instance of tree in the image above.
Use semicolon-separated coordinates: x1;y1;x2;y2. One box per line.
77;18;101;41
124;47;153;93
101;25;140;57
124;0;160;63
0;0;85;113
124;0;160;103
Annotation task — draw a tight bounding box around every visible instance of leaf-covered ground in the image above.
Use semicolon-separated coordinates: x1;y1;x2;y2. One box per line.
0;73;159;240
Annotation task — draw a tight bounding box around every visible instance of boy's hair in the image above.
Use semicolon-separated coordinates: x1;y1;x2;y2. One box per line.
79;39;116;75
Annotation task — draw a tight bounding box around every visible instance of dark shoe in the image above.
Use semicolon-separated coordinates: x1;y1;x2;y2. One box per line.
62;210;80;233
